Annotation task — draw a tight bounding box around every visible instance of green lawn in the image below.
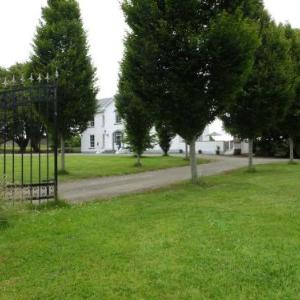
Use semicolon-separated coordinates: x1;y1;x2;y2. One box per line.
0;155;209;183
1;164;300;299
58;155;209;181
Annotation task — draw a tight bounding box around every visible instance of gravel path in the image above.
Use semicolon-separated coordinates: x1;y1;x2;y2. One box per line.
59;156;289;202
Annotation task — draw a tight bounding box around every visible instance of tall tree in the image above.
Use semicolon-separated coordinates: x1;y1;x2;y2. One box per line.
8;63;43;153
116;77;153;167
155;121;175;156
280;26;300;164
31;0;97;171
0;67;7;79
121;0;260;183
223;19;295;170
0;63;32;153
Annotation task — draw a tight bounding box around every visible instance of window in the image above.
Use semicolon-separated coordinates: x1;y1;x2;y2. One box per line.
90;119;95;127
102;115;105;127
115;112;121;124
90;135;95;148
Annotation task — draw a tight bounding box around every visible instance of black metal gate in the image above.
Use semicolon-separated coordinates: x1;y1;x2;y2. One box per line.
0;75;58;203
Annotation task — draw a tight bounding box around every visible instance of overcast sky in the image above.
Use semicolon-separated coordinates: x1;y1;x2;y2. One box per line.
0;0;299;98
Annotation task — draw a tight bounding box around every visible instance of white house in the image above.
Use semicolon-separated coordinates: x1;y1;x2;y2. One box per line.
81;97;235;155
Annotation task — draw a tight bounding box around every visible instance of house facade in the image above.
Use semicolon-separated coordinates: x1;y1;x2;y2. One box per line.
81;97;235;155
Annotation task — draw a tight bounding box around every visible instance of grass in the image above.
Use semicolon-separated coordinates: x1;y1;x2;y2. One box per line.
1;164;300;299
58;155;209;181
0;154;209;183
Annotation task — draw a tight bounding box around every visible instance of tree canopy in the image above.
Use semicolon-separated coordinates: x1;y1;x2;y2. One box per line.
278;26;300;162
222;19;295;168
31;0;97;138
30;0;98;170
116;73;153;166
120;0;260;182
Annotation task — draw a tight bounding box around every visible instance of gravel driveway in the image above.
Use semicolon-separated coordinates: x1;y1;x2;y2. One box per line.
59;156;289;202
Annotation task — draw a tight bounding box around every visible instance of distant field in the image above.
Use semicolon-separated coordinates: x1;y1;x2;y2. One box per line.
1;164;300;299
0;154;210;183
0;154;55;184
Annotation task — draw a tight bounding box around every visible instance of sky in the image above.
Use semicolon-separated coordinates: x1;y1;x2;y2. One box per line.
0;0;300;98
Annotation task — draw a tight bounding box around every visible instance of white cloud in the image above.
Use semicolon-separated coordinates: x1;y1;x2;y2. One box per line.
264;0;300;27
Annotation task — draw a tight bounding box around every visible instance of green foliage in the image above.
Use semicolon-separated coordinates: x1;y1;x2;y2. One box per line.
2;164;300;298
31;0;98;140
121;0;260;182
65;134;81;148
0;63;44;153
116;79;153;161
156;121;176;156
255;132;288;157
223;20;295;140
279;26;300;139
0;67;8;85
121;0;259;143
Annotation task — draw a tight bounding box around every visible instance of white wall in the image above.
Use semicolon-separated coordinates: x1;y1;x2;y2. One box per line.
81;102;124;153
81;99;234;154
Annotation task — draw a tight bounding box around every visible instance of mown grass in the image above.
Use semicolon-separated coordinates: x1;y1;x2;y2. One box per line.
58;155;209;181
1;164;300;299
0;154;209;183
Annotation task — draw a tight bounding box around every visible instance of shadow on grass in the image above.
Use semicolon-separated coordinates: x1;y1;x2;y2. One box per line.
245;167;257;174
58;170;70;176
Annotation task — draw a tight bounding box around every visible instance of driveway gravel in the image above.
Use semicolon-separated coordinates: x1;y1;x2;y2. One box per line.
59;156;289;202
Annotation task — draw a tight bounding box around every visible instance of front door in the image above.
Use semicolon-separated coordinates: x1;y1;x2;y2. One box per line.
113;131;122;151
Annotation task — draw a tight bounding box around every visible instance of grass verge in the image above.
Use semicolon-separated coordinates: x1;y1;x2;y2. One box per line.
0;155;210;183
1;164;300;299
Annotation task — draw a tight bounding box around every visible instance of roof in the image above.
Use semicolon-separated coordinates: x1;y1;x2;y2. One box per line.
97;97;114;112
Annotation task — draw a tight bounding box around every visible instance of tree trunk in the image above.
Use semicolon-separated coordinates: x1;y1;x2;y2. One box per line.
189;138;198;184
18;143;27;154
185;142;189;160
289;137;294;164
61;136;65;171
248;138;254;170
135;153;142;167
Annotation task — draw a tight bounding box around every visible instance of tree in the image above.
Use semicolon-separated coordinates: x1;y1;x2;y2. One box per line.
116;78;153;167
0;67;8;145
279;26;300;164
31;0;97;171
121;0;260;183
155;121;175;156
223;19;295;170
8;63;44;153
0;64;30;153
0;67;7;79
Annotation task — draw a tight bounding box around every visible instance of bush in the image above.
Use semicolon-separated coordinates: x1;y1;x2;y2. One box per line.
65;135;81;148
255;136;288;158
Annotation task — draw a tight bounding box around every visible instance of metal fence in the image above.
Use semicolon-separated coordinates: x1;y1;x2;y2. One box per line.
0;75;58;203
